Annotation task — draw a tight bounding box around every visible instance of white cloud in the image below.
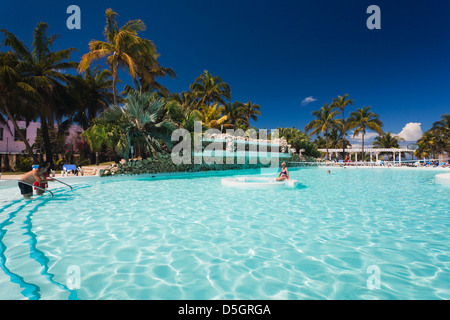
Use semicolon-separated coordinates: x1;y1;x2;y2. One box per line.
397;123;423;141
301;96;317;106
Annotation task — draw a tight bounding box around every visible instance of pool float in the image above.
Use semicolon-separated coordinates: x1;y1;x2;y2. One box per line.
221;176;298;188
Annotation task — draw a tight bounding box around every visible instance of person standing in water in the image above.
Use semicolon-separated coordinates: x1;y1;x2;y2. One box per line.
18;162;52;198
276;162;289;181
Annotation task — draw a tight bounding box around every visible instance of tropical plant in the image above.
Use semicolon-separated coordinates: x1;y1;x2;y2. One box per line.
372;132;404;160
123;60;176;97
1;23;78;168
313;136;326;149
78;8;158;106
278;127;320;157
69;66;114;130
348;106;383;161
372;132;403;148
293;140;322;158
190;70;231;108
331;94;353;157
415;132;438;159
304;103;340;160
199;103;231;130
81;120;125;155
240;101;261;128
0;51;38;161
224;101;247;129
169;91;196;111
167;105;202;133
98;91;177;159
327;127;351;150
431;113;450;153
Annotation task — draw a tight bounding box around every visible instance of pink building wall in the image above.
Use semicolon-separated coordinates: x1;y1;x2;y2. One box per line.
0;120;83;154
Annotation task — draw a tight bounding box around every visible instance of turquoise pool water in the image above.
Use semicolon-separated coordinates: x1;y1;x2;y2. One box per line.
0;167;449;299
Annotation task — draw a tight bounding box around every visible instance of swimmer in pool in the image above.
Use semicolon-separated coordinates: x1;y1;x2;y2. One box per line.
18;162;53;198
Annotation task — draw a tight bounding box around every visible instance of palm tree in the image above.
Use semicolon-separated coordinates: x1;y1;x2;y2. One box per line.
373;132;404;160
0;51;39;162
99;91;177;159
69;66;114;130
169;91;196;111
241;101;261;128
78;8;157;106
331;94;353;157
304;103;340;160
1;23;78;168
373;132;403;148
190;70;231;108
122;47;176;97
415;132;438;160
199;103;231;130
431;113;450;153
163;99;202;132
224;101;247;128
348;106;383;161
277;127;319;156
328;127;351;150
81;121;125;163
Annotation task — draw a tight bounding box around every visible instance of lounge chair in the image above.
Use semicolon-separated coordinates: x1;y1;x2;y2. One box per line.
62;164;78;176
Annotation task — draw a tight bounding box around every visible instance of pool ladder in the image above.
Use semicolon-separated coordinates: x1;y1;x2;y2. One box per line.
17;178;73;197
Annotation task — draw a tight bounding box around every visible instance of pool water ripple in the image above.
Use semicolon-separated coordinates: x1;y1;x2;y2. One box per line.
0;167;449;299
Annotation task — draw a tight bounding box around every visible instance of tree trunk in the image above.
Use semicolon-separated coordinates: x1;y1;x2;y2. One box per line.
325;132;329;160
112;61;119;106
362;131;365;163
40;116;54;169
342;113;346;159
112;75;118;106
2;102;38;163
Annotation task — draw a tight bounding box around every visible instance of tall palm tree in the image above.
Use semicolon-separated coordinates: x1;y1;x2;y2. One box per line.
304;103;340;160
241;101;261;128
348;106;383;161
78;8;157;106
129;57;176;96
190;70;231;108
0;51;39;162
1;23;78;167
331;94;353;157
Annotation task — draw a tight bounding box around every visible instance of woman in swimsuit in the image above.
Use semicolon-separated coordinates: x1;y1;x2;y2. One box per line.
276;162;289;181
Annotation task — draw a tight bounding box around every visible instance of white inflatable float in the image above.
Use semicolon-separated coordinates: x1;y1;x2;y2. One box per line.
221;176;299;188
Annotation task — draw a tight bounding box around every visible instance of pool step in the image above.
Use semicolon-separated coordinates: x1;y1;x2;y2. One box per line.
0;200;73;300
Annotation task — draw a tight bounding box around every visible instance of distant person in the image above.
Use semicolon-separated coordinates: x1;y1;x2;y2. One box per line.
18;162;53;198
276;162;289;181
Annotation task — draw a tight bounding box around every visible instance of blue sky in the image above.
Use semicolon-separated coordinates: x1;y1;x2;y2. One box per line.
1;0;449;144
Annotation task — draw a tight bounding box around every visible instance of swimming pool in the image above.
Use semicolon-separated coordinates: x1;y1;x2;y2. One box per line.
1;167;449;299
